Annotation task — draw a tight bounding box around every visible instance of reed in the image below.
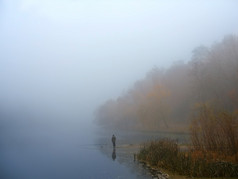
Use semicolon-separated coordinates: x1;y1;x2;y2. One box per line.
137;138;238;177
190;104;238;156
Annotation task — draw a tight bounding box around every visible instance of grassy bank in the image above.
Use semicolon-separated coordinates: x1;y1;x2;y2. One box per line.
137;139;238;177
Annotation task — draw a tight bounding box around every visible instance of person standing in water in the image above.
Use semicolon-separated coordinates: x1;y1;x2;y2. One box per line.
111;134;116;148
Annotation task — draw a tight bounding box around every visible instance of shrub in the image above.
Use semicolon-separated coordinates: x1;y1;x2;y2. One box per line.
190;104;238;156
138;138;238;177
138;139;179;167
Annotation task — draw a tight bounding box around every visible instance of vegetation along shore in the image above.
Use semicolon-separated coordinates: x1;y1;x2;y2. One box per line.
96;35;238;177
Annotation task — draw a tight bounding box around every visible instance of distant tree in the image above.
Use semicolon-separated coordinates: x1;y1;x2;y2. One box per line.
95;34;238;134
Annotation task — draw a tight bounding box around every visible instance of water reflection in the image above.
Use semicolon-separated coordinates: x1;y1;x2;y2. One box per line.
98;143;153;179
112;148;116;161
96;132;189;179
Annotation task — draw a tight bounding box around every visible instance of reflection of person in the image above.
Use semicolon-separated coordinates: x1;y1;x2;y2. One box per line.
111;134;116;148
112;148;116;161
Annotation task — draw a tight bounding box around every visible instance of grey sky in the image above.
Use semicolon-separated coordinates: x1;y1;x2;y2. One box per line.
1;0;238;121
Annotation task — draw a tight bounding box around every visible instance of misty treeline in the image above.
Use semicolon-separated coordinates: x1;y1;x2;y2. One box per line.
95;35;238;135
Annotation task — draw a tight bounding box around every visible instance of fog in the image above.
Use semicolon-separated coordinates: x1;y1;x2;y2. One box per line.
0;0;238;178
1;1;238;115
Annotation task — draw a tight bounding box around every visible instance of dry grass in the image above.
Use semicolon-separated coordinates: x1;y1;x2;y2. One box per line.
190;104;238;156
137;138;238;177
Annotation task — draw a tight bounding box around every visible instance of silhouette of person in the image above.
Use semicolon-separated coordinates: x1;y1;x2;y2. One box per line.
111;134;116;148
112;148;116;161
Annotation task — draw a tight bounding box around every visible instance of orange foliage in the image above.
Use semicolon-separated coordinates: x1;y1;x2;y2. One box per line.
96;35;238;134
191;150;238;163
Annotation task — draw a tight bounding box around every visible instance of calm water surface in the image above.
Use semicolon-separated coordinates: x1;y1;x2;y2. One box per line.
0;117;153;179
1;124;229;179
1;115;218;179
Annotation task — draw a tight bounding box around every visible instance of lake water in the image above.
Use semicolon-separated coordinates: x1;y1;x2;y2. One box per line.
0;108;233;179
0;115;155;179
1;144;152;179
1;115;221;179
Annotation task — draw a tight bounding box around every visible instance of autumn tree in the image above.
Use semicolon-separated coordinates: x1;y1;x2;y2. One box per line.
95;35;238;135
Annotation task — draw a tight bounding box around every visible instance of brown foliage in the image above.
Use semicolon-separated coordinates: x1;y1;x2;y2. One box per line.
138;139;238;177
190;104;238;156
95;35;238;133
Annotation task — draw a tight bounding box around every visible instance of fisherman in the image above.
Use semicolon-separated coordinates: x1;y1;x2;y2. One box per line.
111;134;116;148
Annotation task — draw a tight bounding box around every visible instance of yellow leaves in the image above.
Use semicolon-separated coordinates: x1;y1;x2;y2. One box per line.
95;36;238;133
146;84;170;100
193;101;212;110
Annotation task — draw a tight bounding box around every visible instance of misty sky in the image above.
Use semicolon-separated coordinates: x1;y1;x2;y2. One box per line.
1;0;238;121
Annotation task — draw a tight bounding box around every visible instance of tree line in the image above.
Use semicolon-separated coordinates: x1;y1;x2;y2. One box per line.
95;35;238;133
